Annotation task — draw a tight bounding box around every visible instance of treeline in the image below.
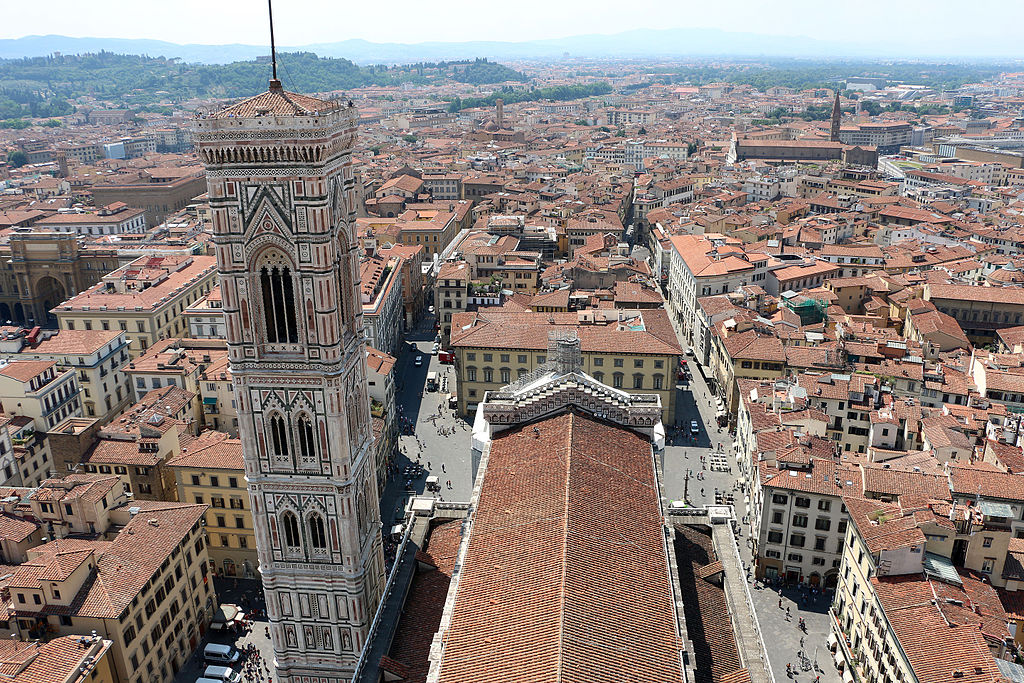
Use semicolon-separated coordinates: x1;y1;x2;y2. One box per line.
448;83;613;112
0;52;529;112
0;87;74;119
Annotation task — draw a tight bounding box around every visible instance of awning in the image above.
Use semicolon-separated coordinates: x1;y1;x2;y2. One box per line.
203;396;218;405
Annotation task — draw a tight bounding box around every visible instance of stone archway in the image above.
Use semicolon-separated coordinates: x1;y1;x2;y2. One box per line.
0;303;10;323
34;276;67;326
12;303;25;325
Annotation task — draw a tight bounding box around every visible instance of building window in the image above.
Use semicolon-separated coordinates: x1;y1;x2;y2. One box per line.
282;512;300;548
633;374;644;389
260;262;299;344
500;368;511;384
792;514;808;528
467;367;477;382
270;414;289;458
298;415;316;462
594;371;605;383
815;518;831;531
767;531;783;544
308;514;327;549
483;368;493;383
614;358;624;368
818;500;831;512
790;534;805;547
613;373;623;388
653;375;663;389
794;497;811;508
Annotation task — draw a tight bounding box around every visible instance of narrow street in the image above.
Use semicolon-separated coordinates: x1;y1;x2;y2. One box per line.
670;327;841;683
377;313;474;531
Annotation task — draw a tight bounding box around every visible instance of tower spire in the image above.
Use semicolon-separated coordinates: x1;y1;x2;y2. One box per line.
268;0;281;91
830;90;841;143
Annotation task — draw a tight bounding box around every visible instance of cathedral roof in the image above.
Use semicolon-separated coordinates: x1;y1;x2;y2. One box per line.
211;80;341;119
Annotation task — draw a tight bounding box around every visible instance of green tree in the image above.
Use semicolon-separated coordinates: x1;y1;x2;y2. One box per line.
6;150;27;167
402;134;417;143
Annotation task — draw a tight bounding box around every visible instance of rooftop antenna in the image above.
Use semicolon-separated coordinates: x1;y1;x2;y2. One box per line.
267;0;281;91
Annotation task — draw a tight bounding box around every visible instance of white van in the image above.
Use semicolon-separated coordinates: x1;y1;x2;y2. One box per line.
203;665;242;683
203;643;240;666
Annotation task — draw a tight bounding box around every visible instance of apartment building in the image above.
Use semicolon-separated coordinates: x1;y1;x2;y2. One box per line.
360;254;404;357
28;474;130;538
182;285;225;339
831;496;1011;683
10;329;132;423
0;360;82;433
837;122;913;154
47;386;194;501
449;307;681;424
168;431;256;578
0;635;116;683
3;500;214;683
926;283;1024;346
197;351;236;436
32;203;147;236
756;456;853;587
366;346;397;494
55;255;218;356
377;243;426;329
667;234;760;349
394;208;459;257
436;261;470;343
89;169;206;227
123;338;208;429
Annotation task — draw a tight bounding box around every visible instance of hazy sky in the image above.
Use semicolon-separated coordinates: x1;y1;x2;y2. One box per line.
2;0;1021;49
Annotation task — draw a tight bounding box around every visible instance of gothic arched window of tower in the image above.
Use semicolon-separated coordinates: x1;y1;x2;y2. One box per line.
255;248;299;344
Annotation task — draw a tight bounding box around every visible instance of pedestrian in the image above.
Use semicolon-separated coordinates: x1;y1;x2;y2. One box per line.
441;463;446;473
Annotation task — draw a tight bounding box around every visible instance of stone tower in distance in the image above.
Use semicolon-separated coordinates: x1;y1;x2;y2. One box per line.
193;77;385;681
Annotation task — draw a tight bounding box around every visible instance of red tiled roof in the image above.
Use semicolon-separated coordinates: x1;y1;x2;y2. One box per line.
211;86;341;119
873;574;1007;683
387;520;462;682
436;411;684;683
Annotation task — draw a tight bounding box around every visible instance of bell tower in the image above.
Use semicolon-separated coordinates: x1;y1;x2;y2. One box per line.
193;79;384;681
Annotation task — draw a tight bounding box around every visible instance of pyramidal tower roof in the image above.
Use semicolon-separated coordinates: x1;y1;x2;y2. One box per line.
210;79;342;119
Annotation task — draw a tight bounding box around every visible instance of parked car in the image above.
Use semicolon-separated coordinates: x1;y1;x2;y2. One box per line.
414;355;423;366
431;343;439;355
203;644;241;666
690;420;700;435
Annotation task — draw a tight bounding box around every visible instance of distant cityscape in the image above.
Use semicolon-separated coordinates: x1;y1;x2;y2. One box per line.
1;28;1024;683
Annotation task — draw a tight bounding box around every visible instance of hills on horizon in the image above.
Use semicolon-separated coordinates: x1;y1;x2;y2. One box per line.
2;28;1023;65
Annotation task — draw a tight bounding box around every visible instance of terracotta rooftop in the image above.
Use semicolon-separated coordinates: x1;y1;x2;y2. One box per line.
436;411;684;683
211;84;341;119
